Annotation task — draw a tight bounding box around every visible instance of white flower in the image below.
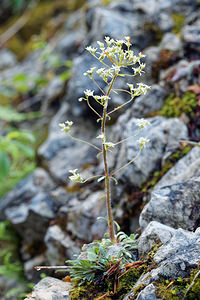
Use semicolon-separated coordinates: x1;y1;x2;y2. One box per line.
127;83;134;91
105;36;114;46
104;141;115;151
96;68;105;75
86;46;97;54
133;66;145;76
84;67;96;77
97;41;105;49
112;65;121;74
115;39;125;46
84;89;94;97
69;169;84;183
136;118;150;129
139;52;146;58
134;83;151;96
138;137;150;148
96;133;105;140
59;121;73;133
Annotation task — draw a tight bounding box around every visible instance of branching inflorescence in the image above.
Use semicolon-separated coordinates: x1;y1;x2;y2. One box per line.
59;36;151;243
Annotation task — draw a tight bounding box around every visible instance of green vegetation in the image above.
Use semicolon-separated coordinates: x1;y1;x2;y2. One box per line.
67;229;138;286
155;265;200;299
0;129;36;197
0;220;33;299
159;92;197;119
171;13;186;35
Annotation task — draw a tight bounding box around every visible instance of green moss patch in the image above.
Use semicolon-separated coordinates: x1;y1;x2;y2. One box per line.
159;92;197;119
70;265;146;300
171;13;186;35
154;265;200;299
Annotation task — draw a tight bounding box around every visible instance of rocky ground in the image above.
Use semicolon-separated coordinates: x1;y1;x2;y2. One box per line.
0;0;200;299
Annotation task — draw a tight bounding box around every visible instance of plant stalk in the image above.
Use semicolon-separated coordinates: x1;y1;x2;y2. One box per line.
101;75;117;243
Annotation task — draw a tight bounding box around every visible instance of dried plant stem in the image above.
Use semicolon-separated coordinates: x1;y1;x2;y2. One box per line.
101;75;117;243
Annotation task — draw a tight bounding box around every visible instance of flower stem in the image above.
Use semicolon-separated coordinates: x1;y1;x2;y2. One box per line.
101;75;117;243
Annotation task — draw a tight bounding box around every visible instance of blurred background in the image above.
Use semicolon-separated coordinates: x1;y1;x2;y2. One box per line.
0;0;199;299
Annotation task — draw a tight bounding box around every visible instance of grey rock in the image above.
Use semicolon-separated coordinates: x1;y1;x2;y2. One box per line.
136;284;159;300
133;0;198;15
125;226;200;299
182;19;200;47
130;85;166;118
38;102;98;182
123;272;152;300
140;177;200;231
5;192;55;241
41;77;65;107
0;49;17;70
86;5;154;49
45;225;80;265
159;33;182;53
156;13;174;32
24;277;72;300
154;146;200;190
0;168;56;221
138;221;176;257
113;116;188;187
151;227;200;279
87;7;142;42
64;50;105;117
65;191;107;241
24;254;46;281
57;31;84;58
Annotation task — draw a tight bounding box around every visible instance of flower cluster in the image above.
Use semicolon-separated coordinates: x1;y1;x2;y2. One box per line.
127;83;151;97
69;169;84;183
136;118;150;129
59;121;73;133
138;137;150;148
96;133;115;151
86;36;145;69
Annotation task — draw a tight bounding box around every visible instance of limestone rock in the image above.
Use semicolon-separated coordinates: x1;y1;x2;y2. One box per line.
129;85;166;118
154;146;200;190
113;116;188;187
138;221;176;257
136;284;159;300
151;227;200;279
140;177;200;231
45;225;80;265
24;277;72;300
159;33;182;53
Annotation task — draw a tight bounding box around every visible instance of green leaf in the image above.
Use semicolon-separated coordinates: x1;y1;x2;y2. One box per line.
0;106;41;122
11;141;35;158
114;221;121;232
59;70;71;81
0;150;11;181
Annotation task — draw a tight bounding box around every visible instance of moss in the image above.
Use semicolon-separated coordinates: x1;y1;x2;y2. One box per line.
154;265;200;300
141;145;191;192
159;92;197;119
171;13;186;35
70;265;146;300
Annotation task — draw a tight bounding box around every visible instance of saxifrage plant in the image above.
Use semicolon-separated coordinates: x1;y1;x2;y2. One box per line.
59;36;150;243
36;37;151;296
